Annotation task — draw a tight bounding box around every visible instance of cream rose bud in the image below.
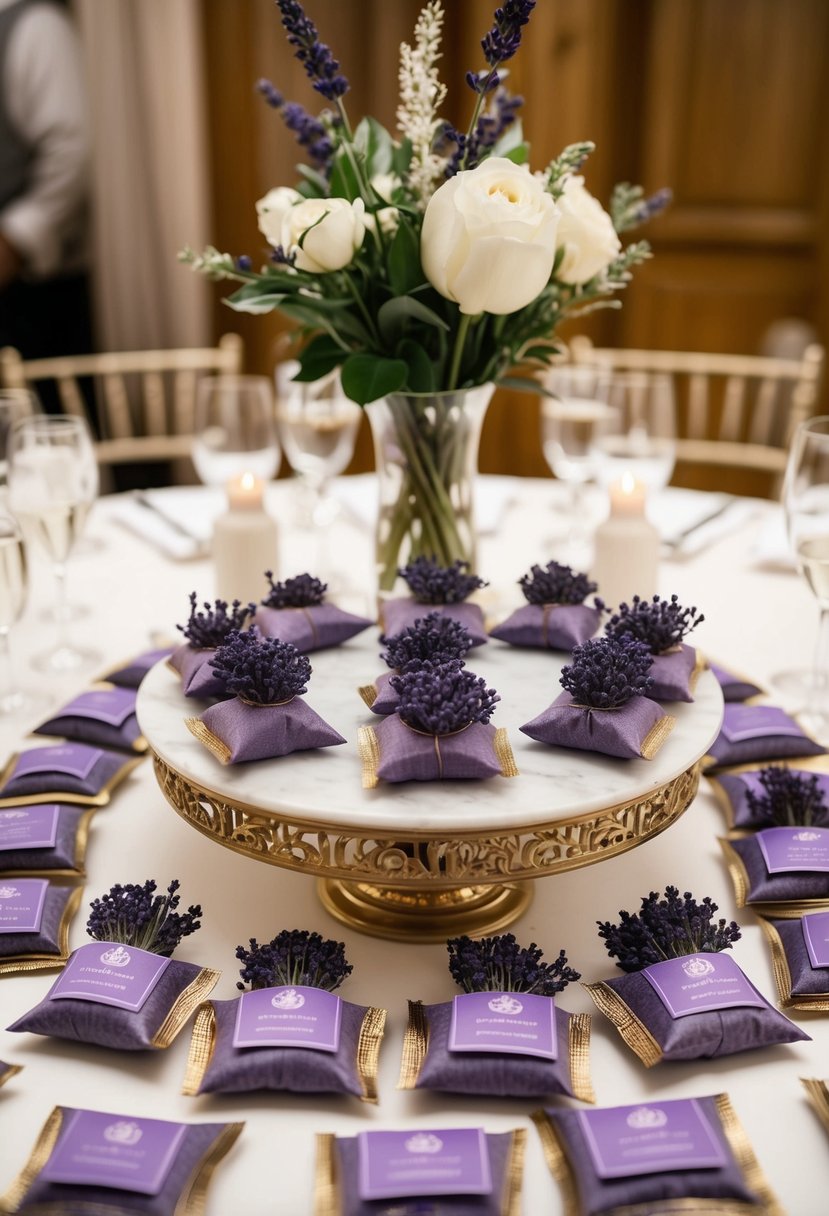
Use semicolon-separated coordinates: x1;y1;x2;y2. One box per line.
555;175;622;284
420;157;560;316
255;186;302;248
282;197;366;273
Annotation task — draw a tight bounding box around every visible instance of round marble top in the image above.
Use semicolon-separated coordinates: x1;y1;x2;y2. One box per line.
137;630;724;836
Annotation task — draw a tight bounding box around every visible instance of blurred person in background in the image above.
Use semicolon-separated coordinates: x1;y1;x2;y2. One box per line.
0;0;92;384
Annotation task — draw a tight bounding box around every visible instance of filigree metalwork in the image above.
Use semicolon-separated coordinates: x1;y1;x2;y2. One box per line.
153;752;700;886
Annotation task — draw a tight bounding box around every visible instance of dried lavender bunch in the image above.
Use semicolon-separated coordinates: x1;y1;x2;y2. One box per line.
597;886;741;973
236;928;352;992
745;766;829;828
209;630;311;704
447;933;579;996
560;636;653;708
262;571;327;608
178;591;255;649
380;612;474;672
519;560;600;606
86;879;202;957
392;665;499;734
398;557;488;604
275;0;349;102
606;594;704;654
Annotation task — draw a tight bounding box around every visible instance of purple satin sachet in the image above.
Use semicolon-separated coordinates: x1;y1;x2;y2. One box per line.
520;691;671;760
168;645;230;700
381;598;488;647
647;643;701;702
766;916;829;1001
716;769;829;830
0;804;88;874
366;716;509;783
187;696;345;765
727;834;829;904
710;662;763;703
0;882;75;964
104;648;174;689
33;688;143;753
365;671;399;716
490;602;601;650
1;745;136;803
256;603;373;651
706;703;825;768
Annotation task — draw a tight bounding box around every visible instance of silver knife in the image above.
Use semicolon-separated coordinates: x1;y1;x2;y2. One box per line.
133;492;209;552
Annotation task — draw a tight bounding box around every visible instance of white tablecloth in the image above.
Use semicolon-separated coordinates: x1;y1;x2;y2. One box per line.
1;478;826;1215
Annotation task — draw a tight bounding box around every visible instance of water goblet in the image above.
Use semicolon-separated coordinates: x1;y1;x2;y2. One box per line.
192;375;280;486
8;415;101;673
590;370;677;493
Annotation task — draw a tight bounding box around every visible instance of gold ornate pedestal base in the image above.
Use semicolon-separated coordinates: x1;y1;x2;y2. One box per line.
318;879;532;942
151;751;702;940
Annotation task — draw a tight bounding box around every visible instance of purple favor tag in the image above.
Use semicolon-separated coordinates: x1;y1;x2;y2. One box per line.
0;804;60;850
59;688;137;727
41;1109;187;1195
801;911;829;968
642;952;767;1018
0;878;48;933
577;1098;728;1179
12;745;104;782
757;826;829;873
47;942;171;1012
358;1128;492;1201
720;705;804;744
232;985;341;1052
449;991;557;1061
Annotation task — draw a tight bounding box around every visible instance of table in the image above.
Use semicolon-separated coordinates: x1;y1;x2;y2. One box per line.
1;477;826;1214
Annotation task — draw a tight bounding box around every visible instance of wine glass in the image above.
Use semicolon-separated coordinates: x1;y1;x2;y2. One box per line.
8;415;100;672
775;416;829;717
0;511;32;713
276;366;362;527
0;389;39;485
192;375;280;486
590;370;677;492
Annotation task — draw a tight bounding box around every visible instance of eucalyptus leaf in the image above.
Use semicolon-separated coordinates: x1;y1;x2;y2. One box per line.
378;295;450;344
497;375;552;396
341;354;407;405
225;291;286;315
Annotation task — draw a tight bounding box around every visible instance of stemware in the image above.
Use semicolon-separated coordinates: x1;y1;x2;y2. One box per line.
0;510;34;714
276;366;362;527
590;370;677;492
192;375;280;487
8;415;100;672
0;388;39;485
775;416;829;715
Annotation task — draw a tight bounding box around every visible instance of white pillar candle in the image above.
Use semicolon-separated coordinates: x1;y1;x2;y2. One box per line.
592;473;660;608
213;472;278;604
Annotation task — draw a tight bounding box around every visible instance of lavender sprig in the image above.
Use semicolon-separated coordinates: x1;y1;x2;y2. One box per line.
275;0;349;101
380;612;474;672
209;630;311;704
560;636;653;709
598;886;741;973
177;591;255;650
236;928;352;992
263;571;327;609
256;78;334;171
447;933;579;996
392;665;499;734
519;560;599;607
86;879;202;957
606;594;704;655
610;182;672;233
399;557;488;604
745;766;829;828
442;87;523;174
479;0;536;74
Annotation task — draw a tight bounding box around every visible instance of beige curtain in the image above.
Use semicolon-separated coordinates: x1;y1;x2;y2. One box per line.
74;0;211;351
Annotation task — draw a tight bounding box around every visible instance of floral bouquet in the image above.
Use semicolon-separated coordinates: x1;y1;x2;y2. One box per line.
182;0;667;589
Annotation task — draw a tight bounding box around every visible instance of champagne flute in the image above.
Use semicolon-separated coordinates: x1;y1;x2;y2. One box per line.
590;370;677;492
8;415;101;673
0;511;31;713
776;416;829;715
276;367;361;527
192;375;280;486
0;389;39;485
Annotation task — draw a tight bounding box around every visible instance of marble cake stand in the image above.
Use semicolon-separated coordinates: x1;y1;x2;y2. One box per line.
137;635;723;942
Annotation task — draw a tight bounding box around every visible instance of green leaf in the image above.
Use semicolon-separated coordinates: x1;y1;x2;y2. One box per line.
377;295;450;344
225;291;286;315
329;148;362;201
391;137;413;178
354;116;393;178
503;143;530;166
341;354;407;405
497;375;552;396
388;219;426;295
398;339;435;393
294;335;345;382
491;119;525;159
295;164;329;196
278;299;369;345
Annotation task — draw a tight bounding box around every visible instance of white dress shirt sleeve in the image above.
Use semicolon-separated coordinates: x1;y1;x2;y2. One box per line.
0;2;90;278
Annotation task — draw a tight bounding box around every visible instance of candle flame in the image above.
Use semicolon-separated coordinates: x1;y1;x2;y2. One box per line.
241;472;256;491
621;471;636;495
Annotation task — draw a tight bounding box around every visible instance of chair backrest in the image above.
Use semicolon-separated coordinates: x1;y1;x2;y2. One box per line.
0;334;244;465
569;335;825;476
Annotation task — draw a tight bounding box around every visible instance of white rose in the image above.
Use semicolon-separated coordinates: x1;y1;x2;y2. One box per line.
555;175;621;284
420;157;560;315
282;197;366;273
256;187;302;248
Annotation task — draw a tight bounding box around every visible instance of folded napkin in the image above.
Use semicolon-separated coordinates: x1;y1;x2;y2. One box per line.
109;488;220;560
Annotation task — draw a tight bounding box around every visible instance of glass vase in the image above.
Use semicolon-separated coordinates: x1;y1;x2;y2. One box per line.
367;383;495;595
